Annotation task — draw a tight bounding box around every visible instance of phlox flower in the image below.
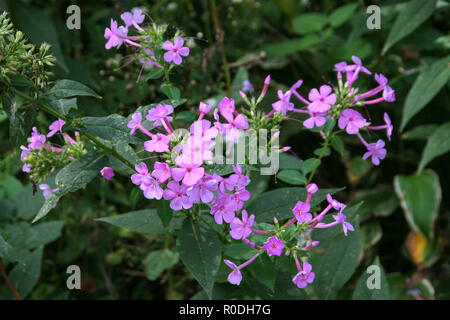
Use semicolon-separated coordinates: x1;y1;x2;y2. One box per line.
151;162;171;183
263;236;285;256
229;188;251;210
131;162;151;186
139;49;161;68
363;139;387;166
186;175;218;204
199;102;212;115
308;85;336;113
101;167;115;180
338;108;367;135
146;104;174;127
218;97;235;123
344;56;372;75
226;164;250;190
121;8;145;29
162;37;190;65
292;201;312;223
326;194;346;212
163;181;192;211
292;261;315;289
171;154;205;186
230;210;254;240
303;111;327;129
210;193;237;224
127;112;143;135
39;184;60;200
368;112;393;141
190;120;218;141
144;133;171;153
104;19;128;50
332;212;354;236
224;260;242;285
272;90;294;115
47;119;66;137
141;176;164;200
221;114;249;143
242;80;254;93
29;127;46;150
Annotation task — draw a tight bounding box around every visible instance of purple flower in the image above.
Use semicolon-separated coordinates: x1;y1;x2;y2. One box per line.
186;175;218;204
210;193;236;224
190;120;218;141
127;112;142;135
242;80;254;93
131;162;151;186
229;188;251;210
144;133;171;153
263;236;285;256
139;49;161;68
384;113;393;141
383;85;396;102
306;183;318;194
162;37;190;65
199;102;212;115
146;104;174;127
230;210;254;240
308;85;336;113
104;19;128;50
101;167;115;180
39;184;60;200
218;97;235;123
120;8;145;29
338;108;367;135
163;181;192;211
29;127;46;150
375;73;388;86
326;194;346;211
332;212;354;236
20;145;30;162
345;56;372;75
292;201;312;223
224;260;242;285
222;114;249;143
172;155;205;186
225;164;250;190
303;111;327;129
292;261;315;289
141;177;163;200
47;119;66;137
151;162;171;183
363;139;387;166
272;90;294;115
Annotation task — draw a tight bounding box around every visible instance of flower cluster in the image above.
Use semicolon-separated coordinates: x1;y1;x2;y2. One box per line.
103;9;190;72
223;183;353;288
20;119;86;199
266;56;395;166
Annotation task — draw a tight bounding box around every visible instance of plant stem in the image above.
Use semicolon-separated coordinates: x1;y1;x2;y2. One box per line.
0;259;20;300
307;133;332;184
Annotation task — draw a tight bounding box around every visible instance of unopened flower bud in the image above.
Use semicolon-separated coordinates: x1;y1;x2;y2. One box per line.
199;102;212;114
306;183;318;194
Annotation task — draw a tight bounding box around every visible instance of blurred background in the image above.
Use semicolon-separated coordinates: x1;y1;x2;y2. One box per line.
0;0;449;299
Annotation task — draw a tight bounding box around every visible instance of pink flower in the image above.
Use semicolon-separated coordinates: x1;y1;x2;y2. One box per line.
222;114;249;143
383;85;396;102
363;139;387;166
303;111;327;129
29;127;46;150
332;212;354;236
338;108;367;135
263;236;285;256
101;166;115;180
344;56;372;75
163;181;193;211
224;260;242;285
146;104;174;127
151;162;171;183
20;145;30;161
127;112;142;135
308;85;336;113
141;177;163;200
190;120;218;141
229;188;251;210
210;193;236;224
199;102;212;114
292;201;312;223
171;155;205;186
368;112;393;141
292;261;315;289
272;90;294;115
326;194;346;211
162;37;190;65
230;210;254;240
144;133;170;153
47;119;66;137
131;162;150;186
104;19;128;50
139;49;161;68
120;8;145;29
186;175;218;204
218;97;235;123
39;184;59;200
306;183;318;194
225;164;250;190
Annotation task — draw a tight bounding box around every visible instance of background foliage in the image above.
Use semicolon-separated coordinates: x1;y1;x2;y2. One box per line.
0;0;449;300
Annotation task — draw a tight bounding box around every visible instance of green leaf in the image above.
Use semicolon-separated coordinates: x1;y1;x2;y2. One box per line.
157;200;173;228
0;234;22;263
329;3;359;28
3;95;37;147
279;153;302;170
7;1;67;71
299;158;321;175
419;122;450;171
352;257;390;300
8;247;43;299
177;218;222;299
25;221;64;249
313;147;331;157
247;254;276;291
144;249;179;281
382;0;438;54
315;218;361;299
246;187;344;222
360;222;383;253
292;13;328;34
394;170;441;238
81;114;142;144
401;56;450;131
97;209;176;235
161;84;181;100
351;186;399;220
264;35;323;57
175;111;196;123
145;68;164;80
402;124;438;141
32;193;61;224
277;170;306;185
49;98;77;115
330;135;344;156
47;80;101;100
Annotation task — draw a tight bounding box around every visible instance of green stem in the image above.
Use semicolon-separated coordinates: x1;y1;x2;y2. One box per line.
11;87;134;170
307;133;332;184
